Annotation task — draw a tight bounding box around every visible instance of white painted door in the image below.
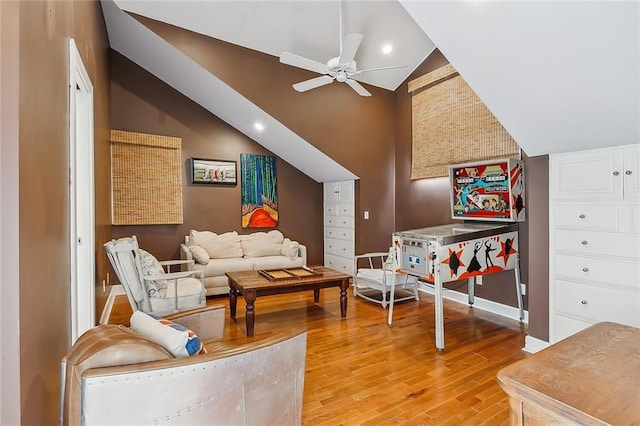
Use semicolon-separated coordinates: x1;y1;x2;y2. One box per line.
69;39;95;343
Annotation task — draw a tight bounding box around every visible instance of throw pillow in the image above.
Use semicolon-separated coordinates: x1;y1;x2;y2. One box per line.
241;231;283;257
282;238;300;260
130;311;207;358
189;245;210;265
138;249;169;298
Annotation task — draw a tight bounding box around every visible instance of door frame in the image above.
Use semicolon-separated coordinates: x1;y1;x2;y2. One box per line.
68;38;95;343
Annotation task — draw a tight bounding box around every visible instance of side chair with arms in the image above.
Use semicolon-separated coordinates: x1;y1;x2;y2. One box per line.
104;235;206;317
353;248;419;325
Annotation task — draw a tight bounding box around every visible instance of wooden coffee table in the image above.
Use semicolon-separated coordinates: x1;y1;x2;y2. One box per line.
226;266;351;336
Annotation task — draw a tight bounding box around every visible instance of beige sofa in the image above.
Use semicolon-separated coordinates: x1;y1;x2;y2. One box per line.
180;230;307;296
61;306;307;425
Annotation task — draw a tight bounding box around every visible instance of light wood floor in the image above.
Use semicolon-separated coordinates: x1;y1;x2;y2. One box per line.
108;288;527;425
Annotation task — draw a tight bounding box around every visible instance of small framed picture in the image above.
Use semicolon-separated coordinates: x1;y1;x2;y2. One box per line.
190;158;237;185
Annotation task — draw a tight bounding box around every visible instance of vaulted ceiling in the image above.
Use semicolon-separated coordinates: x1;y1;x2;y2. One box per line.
103;0;639;180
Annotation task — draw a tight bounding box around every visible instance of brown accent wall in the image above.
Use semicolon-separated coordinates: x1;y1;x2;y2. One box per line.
130;14;397;254
394;50;550;338
109;52;324;264
18;1;110;423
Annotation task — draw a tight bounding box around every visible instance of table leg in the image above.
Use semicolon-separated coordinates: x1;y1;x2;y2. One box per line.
313;289;320;303
229;286;237;321
339;280;348;318
245;289;256;337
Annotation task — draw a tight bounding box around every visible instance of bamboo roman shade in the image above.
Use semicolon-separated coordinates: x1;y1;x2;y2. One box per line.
409;64;520;179
110;130;183;225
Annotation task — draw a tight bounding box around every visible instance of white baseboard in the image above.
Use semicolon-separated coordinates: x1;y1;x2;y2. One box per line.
523;335;549;353
99;284;124;325
417;282;529;324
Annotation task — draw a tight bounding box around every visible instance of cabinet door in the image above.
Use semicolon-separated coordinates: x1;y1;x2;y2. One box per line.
324;182;341;203
551;149;623;199
624;146;640;200
338;180;354;203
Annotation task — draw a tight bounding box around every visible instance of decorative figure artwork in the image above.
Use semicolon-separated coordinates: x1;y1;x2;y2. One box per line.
190;158;237;185
449;158;526;222
240;154;278;228
441;233;518;281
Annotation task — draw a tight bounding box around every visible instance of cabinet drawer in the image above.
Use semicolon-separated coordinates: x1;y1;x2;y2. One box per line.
325;238;353;257
325;214;354;228
554;254;640;290
553;314;593;342
554;229;640;259
325;254;353;275
555;279;640;326
325;203;338;216
554;204;618;230
325;226;354;242
337;203;354;217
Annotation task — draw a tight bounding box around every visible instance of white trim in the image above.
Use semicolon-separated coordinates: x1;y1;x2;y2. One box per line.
99;285;125;325
523;335;550;354
69;38;95;343
418;282;529;324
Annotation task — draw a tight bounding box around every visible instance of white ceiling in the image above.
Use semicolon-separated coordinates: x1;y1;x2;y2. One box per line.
112;0;436;91
104;0;640;175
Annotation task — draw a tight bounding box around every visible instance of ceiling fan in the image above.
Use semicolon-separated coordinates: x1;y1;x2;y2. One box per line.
279;3;406;97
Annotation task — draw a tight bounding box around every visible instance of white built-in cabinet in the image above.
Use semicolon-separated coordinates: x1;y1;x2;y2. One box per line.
324;180;355;275
549;145;640;343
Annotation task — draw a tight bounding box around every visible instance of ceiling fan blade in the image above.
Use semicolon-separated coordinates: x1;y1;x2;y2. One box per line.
293;75;335;92
280;52;328;75
345;79;371;97
352;65;408;75
338;33;363;66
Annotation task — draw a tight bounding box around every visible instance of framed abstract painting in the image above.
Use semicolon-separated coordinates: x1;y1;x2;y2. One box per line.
240;154;278;228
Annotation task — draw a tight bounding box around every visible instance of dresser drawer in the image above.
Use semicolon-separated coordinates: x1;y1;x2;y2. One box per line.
555;279;640;326
325;226;354;242
554;204;618;230
554;229;640;259
552;314;593;342
325;254;353;275
325;214;354;228
337;202;354;217
554;254;640;290
325;238;353;257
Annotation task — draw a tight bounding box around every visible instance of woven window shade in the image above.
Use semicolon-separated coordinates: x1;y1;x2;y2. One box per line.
110;130;183;225
409;64;520;179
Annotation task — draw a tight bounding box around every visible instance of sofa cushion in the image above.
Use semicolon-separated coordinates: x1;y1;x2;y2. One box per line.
252;255;304;270
281;238;300;260
189;245;210;265
130;311;206;358
203;257;255;277
241;230;284;258
189;230;242;259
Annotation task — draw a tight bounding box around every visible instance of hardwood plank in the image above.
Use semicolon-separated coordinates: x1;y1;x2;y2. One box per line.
107;286;528;424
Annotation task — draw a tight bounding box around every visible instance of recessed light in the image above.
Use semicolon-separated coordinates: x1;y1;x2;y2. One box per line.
382;44;393;55
254;122;264;131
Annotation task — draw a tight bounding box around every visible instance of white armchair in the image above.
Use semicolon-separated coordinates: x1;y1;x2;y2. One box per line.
104;235;206;317
353;248;419;325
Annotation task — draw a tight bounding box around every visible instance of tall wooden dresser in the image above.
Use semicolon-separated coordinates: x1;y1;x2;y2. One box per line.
324;180;355;275
549;144;640;343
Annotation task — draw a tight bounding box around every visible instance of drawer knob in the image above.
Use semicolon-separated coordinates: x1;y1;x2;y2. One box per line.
581;300;588;305
579;214;586;219
626;170;633;175
613;171;620;176
581;240;588;245
582;267;589;272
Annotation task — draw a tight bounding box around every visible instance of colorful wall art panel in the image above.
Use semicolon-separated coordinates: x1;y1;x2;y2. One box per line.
240;154;278;228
